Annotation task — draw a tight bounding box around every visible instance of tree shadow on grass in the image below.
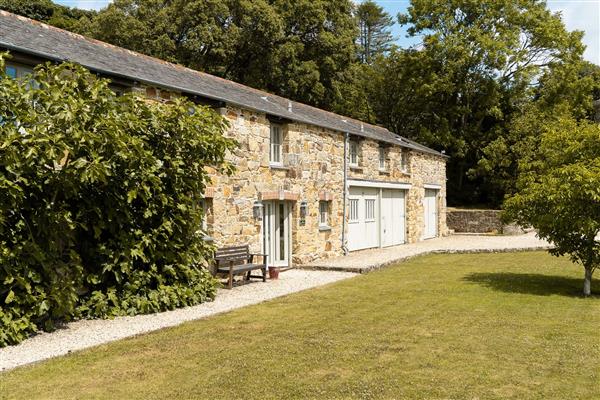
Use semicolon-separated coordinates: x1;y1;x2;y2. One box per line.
463;272;599;298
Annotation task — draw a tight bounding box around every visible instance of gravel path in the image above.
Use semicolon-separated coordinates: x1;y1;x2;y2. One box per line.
0;269;353;371
302;232;552;273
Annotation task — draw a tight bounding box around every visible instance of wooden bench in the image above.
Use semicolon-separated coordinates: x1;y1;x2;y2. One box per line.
214;245;268;289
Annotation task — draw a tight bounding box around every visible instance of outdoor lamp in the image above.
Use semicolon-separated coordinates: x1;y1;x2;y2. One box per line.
253;200;264;220
300;201;308;219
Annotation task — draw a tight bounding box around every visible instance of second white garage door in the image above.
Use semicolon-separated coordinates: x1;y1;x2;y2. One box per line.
348;186;406;251
381;189;406;247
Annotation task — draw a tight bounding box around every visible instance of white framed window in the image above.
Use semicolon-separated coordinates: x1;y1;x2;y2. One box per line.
349;199;359;222
365;199;376;221
199;199;212;234
270;124;283;165
378;146;386;170
401;150;410;173
319;201;330;228
349;140;359;167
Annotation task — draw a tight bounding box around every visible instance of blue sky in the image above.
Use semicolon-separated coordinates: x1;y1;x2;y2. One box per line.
56;0;599;64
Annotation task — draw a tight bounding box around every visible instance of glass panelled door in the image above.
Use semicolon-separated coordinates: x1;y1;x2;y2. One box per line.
263;201;291;267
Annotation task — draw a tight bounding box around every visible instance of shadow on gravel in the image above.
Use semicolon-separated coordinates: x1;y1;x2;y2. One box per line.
463;272;598;298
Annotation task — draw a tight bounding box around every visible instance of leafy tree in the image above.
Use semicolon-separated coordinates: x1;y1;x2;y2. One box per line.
0;55;234;346
476;60;600;199
374;0;585;206
504;115;600;296
0;0;55;21
0;0;95;30
80;0;358;111
355;0;394;64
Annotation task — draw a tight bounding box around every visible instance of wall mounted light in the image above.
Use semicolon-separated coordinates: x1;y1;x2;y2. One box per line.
299;201;308;226
253;200;264;220
300;201;308;219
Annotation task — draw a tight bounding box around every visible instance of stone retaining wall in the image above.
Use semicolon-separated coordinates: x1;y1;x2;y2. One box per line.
447;208;503;234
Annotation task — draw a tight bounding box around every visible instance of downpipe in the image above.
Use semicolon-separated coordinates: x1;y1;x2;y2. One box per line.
341;132;349;256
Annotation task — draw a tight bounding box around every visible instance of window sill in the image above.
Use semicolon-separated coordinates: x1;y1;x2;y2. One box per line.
203;235;214;243
269;164;289;171
349;165;362;172
378;169;390;175
319;226;332;232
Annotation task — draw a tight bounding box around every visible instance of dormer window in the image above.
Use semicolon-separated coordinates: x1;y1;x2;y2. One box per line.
349;139;359;167
378;146;387;170
270;124;283;165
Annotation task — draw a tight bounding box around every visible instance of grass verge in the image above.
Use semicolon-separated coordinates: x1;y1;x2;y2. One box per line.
2;251;599;399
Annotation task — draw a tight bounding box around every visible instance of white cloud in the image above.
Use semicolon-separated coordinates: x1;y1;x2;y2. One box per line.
547;0;600;65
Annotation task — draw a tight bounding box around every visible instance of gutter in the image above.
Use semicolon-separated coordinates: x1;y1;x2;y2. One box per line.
341;132;349;256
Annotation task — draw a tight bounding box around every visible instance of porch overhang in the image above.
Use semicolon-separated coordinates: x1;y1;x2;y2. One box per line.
259;190;300;201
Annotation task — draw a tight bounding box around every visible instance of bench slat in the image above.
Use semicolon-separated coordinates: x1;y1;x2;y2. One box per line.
217;263;265;273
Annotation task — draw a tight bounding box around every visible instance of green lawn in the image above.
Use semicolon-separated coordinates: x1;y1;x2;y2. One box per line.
2;251;599;399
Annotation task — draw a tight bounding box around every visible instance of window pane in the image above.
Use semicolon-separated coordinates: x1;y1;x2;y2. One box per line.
401;151;409;172
279;203;285;260
18;67;33;78
319;201;328;226
270;125;282;164
349;199;359;222
366;199;375;221
5;66;16;79
350;141;358;165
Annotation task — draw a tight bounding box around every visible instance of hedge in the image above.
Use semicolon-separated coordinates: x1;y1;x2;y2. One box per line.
0;55;235;346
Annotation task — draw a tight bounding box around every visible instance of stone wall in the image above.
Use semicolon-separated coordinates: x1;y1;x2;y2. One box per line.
447;208;503;233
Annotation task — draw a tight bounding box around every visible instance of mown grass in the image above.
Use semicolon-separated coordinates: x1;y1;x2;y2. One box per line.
2;251;599;399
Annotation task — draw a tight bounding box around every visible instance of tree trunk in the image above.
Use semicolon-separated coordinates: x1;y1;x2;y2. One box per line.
583;267;593;297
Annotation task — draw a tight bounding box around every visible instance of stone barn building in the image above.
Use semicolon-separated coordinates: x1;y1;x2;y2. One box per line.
0;10;448;268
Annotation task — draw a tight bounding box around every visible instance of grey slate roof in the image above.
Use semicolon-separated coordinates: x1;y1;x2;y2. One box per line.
0;10;444;157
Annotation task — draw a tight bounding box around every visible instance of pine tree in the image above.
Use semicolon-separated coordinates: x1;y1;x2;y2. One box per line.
356;0;394;64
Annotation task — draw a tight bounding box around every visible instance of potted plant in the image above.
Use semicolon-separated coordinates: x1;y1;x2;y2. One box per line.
268;266;280;280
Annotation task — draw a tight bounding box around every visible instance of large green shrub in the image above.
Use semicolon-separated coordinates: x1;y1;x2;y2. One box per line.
0;55;235;346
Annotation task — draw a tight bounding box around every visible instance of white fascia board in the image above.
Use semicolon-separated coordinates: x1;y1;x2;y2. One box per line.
348;179;412;190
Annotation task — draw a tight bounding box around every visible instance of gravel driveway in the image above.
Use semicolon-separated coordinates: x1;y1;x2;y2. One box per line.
302;232;552;272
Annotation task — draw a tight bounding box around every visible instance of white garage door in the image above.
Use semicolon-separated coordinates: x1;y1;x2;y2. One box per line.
381;189;406;247
348;187;379;251
423;189;438;239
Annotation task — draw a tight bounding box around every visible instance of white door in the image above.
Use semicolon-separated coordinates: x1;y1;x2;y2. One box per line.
381;190;406;247
348;187;379;251
423;189;438;239
263;201;291;267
